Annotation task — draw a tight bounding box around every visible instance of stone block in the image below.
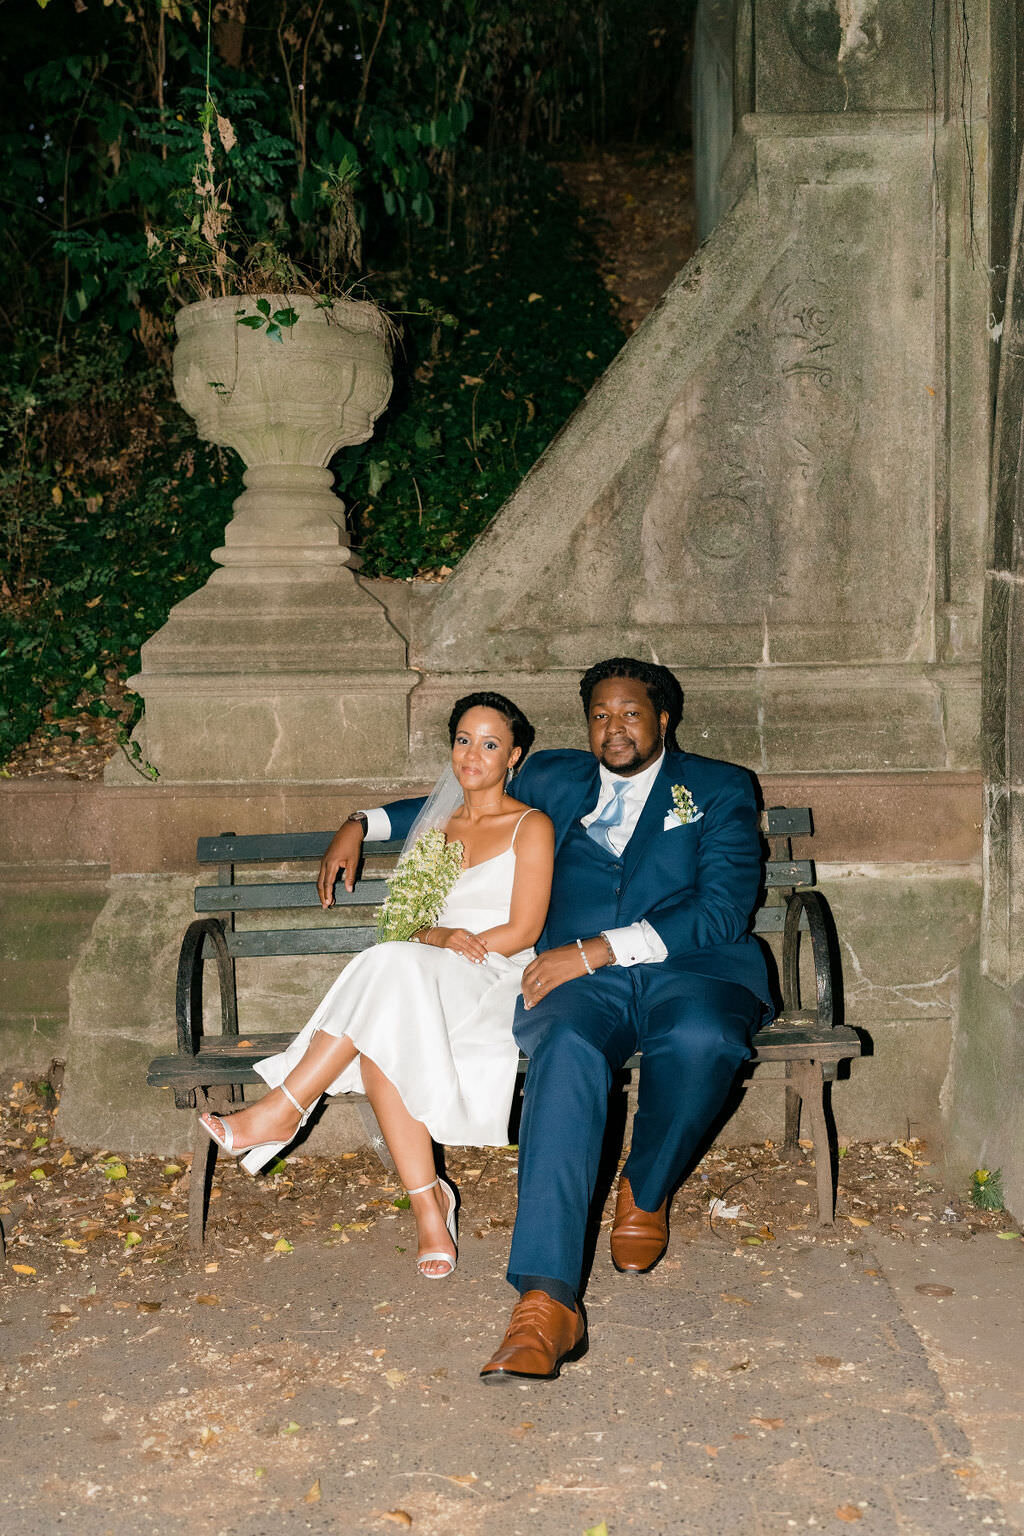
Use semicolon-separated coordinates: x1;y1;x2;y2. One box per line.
818;868;981;1026
58;876;199;1154
944;946;1024;1220
135;672;413;784
0;875;108;1075
753;0;940;115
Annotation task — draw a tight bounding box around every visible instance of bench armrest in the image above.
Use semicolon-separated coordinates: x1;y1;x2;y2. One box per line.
176;918;237;1058
782;889;836;1029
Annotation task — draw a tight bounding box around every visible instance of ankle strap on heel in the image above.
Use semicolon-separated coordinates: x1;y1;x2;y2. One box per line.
281;1083;308;1115
406;1178;439;1196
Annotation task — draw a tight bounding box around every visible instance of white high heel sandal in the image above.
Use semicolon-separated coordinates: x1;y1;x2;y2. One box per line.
198;1082;318;1176
408;1176;458;1279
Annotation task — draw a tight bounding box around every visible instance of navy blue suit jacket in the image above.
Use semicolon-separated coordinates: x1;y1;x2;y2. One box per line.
383;747;770;1010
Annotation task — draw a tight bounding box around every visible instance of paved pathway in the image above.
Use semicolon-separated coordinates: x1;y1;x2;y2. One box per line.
2;1208;1021;1536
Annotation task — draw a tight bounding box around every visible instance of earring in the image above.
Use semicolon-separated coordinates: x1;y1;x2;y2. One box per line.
506;766;514;784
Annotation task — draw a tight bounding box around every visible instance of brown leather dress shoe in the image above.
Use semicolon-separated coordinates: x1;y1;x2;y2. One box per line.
479;1290;587;1382
610;1176;668;1273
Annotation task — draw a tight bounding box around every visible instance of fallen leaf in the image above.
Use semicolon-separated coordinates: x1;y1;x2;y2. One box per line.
815;1355;843;1369
199;1426;219;1447
30;1168;47;1181
585;1525;610;1536
445;1473;477;1486
303;1480;321;1504
162;1164;182;1176
847;1216;872;1228
204;1262;219;1273
123;1232;142;1249
273;1238;294;1253
527;292;542;303
749;1416;784;1430
58;1151;75;1167
726;1359;751;1372
195;1294;219;1306
379;1514;413;1528
997;1231;1020;1240
137;1301;162;1313
103;1162;128;1182
383;1369;406;1387
835;1506;863;1523
915;1284;954;1298
704;1444;719;1457
12;1264;36;1276
282;1421;301;1435
720;1293;752;1306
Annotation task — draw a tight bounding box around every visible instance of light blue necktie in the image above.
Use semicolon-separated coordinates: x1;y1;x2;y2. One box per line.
586;777;631;855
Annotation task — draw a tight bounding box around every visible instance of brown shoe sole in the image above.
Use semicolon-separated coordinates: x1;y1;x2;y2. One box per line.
479;1331;589;1383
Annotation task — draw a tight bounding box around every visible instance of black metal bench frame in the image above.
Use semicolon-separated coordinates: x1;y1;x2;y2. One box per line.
147;809;861;1248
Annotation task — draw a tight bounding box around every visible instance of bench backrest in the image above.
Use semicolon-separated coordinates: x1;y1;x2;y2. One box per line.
192;809;814;961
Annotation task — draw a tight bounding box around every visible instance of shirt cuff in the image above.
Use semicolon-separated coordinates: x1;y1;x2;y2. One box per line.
603;920;669;967
363;807;393;842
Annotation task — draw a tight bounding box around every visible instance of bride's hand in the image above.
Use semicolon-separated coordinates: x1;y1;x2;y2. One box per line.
423;927;489;964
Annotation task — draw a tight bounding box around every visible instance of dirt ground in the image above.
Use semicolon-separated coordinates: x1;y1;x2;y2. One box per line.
2;1071;1016;1317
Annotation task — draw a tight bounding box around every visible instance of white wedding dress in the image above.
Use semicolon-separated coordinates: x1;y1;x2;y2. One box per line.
252;813;536;1147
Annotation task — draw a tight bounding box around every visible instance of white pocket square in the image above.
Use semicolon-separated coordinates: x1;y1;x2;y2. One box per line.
663;811;703;831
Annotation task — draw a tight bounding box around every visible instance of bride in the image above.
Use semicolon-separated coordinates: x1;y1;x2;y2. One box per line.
198;692;554;1279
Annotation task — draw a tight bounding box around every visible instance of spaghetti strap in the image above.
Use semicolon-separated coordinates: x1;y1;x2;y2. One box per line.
510;808;537;850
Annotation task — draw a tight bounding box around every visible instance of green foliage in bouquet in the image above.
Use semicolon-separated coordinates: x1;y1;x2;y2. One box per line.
376;829;465;944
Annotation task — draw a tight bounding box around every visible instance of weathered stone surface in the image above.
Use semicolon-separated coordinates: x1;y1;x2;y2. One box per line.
818;869;980;1026
945;946;1024;1218
754;0;941;116
0;874;108;1076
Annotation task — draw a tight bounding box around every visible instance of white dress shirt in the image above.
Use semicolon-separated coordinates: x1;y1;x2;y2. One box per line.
579;753;669;967
363;755;670;968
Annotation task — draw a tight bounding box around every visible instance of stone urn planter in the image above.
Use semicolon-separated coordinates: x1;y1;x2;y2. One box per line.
111;291;415;786
172;293;393;575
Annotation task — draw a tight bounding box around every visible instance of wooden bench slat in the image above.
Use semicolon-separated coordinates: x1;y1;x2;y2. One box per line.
195;867;810;918
195;881;389;912
763;860;814;887
204;927;379;959
196;833;404;863
764;807;812;836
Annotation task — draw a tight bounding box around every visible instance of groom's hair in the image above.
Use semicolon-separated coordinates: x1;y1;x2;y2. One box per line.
448;691;536;759
578;657;683;751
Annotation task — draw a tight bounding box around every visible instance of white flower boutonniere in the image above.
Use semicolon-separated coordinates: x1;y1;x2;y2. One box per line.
376;828;464;943
671;784;701;825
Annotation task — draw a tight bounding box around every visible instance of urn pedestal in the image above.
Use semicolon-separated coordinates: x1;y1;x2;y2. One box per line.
112;295;415;784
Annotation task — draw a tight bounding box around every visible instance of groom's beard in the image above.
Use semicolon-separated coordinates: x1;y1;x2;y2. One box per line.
598;744;650;776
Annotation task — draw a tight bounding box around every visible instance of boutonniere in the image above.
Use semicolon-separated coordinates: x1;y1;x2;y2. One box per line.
671;784;701;825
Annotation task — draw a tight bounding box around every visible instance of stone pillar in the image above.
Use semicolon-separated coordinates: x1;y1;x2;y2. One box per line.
111;295;415;784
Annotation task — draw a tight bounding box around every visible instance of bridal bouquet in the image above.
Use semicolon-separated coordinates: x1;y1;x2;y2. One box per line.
375;828;465;943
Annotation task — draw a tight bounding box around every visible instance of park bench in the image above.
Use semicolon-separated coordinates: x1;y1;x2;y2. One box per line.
146;809;861;1249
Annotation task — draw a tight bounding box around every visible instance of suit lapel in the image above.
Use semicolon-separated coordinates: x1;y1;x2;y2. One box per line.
558;761;602;853
621;754;682;884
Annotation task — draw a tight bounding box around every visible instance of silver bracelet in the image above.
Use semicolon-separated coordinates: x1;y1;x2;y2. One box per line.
576;937;594;975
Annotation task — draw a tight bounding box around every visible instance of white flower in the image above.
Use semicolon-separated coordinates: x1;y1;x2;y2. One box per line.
671;784;699;825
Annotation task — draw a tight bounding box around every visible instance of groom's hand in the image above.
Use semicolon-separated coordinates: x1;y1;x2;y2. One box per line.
521;940;607;1008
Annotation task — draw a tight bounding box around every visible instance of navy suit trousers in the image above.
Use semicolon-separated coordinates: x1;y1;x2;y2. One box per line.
507;965;762;1296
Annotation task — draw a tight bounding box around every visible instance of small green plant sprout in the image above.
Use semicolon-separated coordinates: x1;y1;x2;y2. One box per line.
969;1167;1004;1211
235;298;300;342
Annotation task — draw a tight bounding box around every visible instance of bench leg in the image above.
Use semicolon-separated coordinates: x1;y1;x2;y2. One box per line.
355;1097;397;1175
187;1087;237;1251
789;1060;836;1226
783;1064;801;1160
188;1112;217;1252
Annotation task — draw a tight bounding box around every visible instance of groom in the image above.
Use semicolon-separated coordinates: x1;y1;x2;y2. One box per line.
319;658;770;1381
